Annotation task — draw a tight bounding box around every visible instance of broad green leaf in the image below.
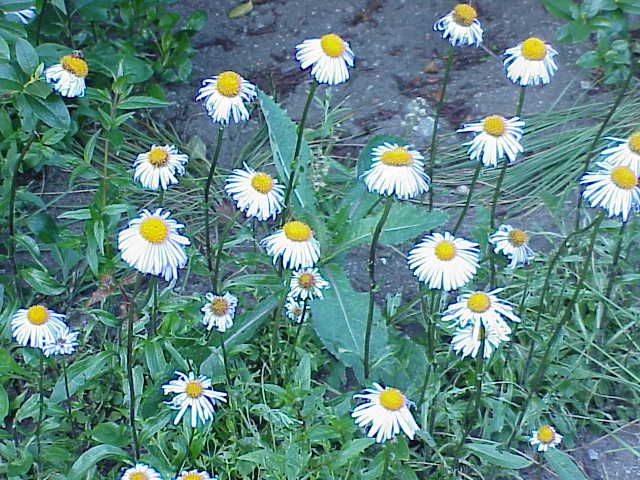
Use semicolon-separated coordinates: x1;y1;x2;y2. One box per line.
117;95;173;110
18;267;65;295
334;438;375;467
0;35;9;61
466;443;532;469
14;37;38;74
310;265;388;381
51;351;115;403
545;448;589;480
19;93;70;129
67;444;128;480
0;384;8;425
224;295;280;348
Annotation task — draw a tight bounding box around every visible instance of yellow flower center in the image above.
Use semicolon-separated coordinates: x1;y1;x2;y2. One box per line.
26;305;49;325
467;292;491;313
298;272;316;288
129;473;148;480
217;71;242;97
251;172;274;193
60;54;89;78
147;146;169;167
452;4;477;26
320;33;345;58
292;306;303;316
628;131;640;154
283;221;312;242
379;388;405;411
380;147;413;166
210;297;229;316
537;425;555;444
610;165;638;190
139;217;169;244
521;37;547;61
434;240;456;261
185;380;204;398
508;228;528;247
181;474;204;480
483;115;506;137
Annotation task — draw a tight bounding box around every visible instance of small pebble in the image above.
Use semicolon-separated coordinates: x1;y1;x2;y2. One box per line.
588;448;599;461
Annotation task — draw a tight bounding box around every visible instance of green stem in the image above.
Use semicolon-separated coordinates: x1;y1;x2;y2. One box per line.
123;288;141;459
452;161;482;235
363;199;393;380
36;354;44;476
211;211;239;293
428;45;455;212
35;0;48;44
63;0;75;48
575;68;634;229
285;299;308;376
515;86;526;117
597;221;627;340
519;214;604;384
418;290;438;435
507;214;603;447
204;126;225;273
219;331;232;386
149;276;159;335
383;442;392;476
62;361;75;431
282;82;317;221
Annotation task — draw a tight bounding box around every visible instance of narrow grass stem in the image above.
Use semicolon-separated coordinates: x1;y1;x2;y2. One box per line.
204;126;225;273
64;0;75;48
149;276;159;335
36;354;44;476
575;68;634;229
282;82;317;221
515;86;526;117
418;289;438;436
597;221;627;339
507;214;603;447
363;198;393;380
519;214;604;384
35;0;48;44
452;161;482;235
428;45;455;212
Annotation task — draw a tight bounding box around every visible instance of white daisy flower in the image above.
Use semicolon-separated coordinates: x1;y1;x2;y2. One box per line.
489;224;534;269
3;7;36;24
133;144;188;191
504;37;558;87
451;321;510;359
162;371;227;428
295;33;355;85
285;296;306;323
530;425;563;452
289;268;329;300
11;305;67;349
196;71;256;124
600;132;640;175
261;220;320;270
457;115;525;167
41;325;79;357
120;463;162;480
361;142;430;200
442;289;521;336
352;383;419;443
407;232;479;291
118;208;190;281
580;161;640;222
225;164;284;221
177;470;215;480
45;51;88;98
201;292;238;333
433;3;483;47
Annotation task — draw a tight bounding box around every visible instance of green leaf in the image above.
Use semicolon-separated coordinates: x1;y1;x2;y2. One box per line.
334;438;375;467
14;37;38;74
67;444;128;480
117;95;173;110
0;384;8;426
228;0;253;18
51;351;115;403
18;267;65;295
0;35;10;61
466;443;532;469
310;264;388;381
19;93;70;129
185;10;207;30
542;0;575;19
224;295;280;348
545;448;589;480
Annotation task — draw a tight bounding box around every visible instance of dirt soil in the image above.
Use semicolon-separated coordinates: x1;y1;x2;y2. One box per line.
166;1;636;479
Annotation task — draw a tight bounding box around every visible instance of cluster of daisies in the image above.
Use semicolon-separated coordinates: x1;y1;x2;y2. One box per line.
17;1;640;475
